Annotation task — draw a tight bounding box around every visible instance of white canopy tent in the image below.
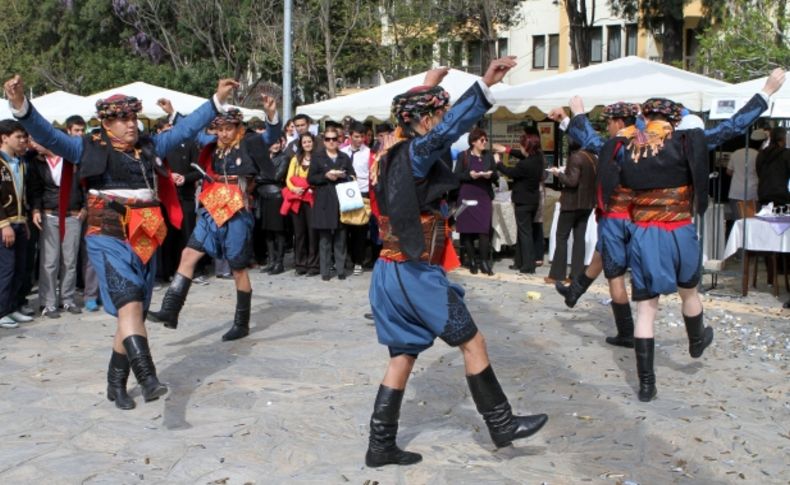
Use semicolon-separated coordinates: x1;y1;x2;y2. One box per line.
493;56;731;115
0;91;93;124
704;76;789;120
86;81;265;121
297;69;507;121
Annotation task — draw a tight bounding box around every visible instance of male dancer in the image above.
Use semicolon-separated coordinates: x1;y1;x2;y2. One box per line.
365;57;547;468
549;68;785;348
149;100;280;341
5;74;238;410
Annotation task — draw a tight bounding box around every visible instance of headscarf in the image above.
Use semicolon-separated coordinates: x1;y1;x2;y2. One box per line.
642;98;683;125
210;108;244;129
391;86;450;130
95;94;142;120
601;102;640;120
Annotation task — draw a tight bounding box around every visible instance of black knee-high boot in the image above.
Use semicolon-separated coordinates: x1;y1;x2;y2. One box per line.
555;272;594;308
123;335;168;402
606;301;635;348
365;385;422;467
262;237;276;273
149;273;191;329
270;233;285;275
222;290;251;341
466;366;548;447
684;312;713;358
107;351;135;410
634;338;656;402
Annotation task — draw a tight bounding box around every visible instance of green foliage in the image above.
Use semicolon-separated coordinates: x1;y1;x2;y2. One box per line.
697;0;790;82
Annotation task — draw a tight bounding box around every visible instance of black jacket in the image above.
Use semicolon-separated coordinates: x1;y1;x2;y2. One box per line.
307;150;355;230
756;145;790;205
26;152;83;212
496;152;544;209
454;149;499;200
164;139;200;200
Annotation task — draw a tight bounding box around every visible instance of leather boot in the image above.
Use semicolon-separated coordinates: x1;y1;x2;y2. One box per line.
222;290;251;341
606;302;635;348
123;335;168;402
480;260;495;276
262;239;276;273
106;351;135;410
684;312;713;358
149;273;191;329
634;338;657;402
469;259;479;275
365;385;423;467
555;272;595;308
466;366;548;447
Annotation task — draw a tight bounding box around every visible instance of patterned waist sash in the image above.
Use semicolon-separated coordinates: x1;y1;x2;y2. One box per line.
632;185;692;223
379;213;447;265
199;181;245;227
86;194;166;264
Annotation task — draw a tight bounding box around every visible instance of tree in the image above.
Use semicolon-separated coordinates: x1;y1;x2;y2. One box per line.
697;0;790;82
564;0;597;68
608;0;725;65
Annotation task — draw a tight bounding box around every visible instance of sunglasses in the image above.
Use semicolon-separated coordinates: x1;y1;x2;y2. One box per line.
324;137;338;142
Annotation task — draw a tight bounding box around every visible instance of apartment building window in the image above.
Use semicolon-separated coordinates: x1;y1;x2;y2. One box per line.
548;34;559;68
625;24;638;56
498;38;509;57
590;27;603;63
533;35;546;69
607;26;622;61
452;41;463;67
468;40;482;74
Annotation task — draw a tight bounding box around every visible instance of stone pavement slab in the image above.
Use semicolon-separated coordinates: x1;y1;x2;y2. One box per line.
0;261;788;484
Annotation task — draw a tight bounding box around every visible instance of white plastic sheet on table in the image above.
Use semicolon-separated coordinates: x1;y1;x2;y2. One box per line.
724;217;790;260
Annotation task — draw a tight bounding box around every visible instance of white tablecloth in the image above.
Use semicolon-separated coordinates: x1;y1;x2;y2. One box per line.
723;218;790;259
491;198;517;251
548;202;597;265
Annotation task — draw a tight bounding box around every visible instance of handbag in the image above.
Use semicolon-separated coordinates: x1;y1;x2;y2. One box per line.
340;198;371;225
335;180;364;212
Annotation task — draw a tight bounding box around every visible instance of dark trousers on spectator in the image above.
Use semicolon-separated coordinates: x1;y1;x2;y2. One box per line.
513;204;536;272
159;198;197;280
292;206;319;272
347;222;368;266
0;224;28;317
549;209;591;281
318;227;347;278
81;222;99;302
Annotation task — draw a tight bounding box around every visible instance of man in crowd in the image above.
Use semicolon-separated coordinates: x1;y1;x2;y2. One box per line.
0;120;31;329
341;121;372;275
27;137;85;318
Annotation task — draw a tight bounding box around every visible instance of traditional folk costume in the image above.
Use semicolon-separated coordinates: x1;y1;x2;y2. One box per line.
13;93;222;409
150;109;281;341
561;102;642;347
598;94;768;401
559;93;770;348
365;81;547;467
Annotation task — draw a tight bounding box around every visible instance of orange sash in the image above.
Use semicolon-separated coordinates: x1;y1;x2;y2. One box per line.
199;182;245;227
126;206;167;264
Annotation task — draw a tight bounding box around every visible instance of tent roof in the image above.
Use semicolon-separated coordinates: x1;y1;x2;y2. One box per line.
0;91;93;124
86;81;265;121
493;56;731;115
703;76;789;119
297;69;505;121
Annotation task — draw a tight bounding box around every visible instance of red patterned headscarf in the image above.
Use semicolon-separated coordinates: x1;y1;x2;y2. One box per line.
95;94;142;120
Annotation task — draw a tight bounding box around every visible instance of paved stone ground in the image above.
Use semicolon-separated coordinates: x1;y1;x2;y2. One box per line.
1;260;788;484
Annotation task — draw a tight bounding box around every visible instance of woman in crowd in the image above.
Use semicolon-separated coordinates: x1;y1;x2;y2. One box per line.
285;133;319;276
546;137;597;283
495;131;545;273
454;128;499;275
308;126;356;281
